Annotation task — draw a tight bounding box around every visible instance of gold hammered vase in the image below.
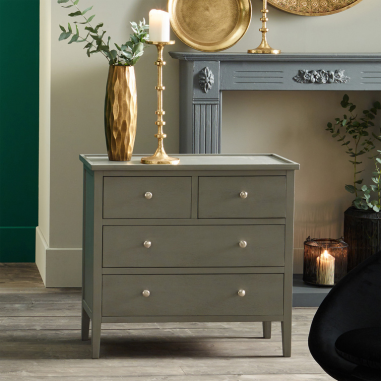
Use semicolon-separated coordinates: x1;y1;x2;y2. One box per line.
104;65;137;161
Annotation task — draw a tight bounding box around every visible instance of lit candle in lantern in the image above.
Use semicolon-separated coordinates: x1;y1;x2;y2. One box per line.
149;10;170;42
316;250;335;285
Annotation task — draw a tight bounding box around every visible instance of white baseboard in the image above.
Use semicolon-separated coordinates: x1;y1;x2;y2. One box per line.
35;227;82;287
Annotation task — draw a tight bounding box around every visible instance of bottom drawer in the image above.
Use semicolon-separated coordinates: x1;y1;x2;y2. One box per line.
102;274;284;317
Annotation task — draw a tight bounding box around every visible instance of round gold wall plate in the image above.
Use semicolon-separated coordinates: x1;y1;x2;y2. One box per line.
268;0;363;16
168;0;252;52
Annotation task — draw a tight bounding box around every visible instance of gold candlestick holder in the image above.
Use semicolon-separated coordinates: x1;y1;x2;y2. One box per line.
248;0;280;55
141;41;180;165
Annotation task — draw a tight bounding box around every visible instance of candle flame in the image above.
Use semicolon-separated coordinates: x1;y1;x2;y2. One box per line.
321;250;334;260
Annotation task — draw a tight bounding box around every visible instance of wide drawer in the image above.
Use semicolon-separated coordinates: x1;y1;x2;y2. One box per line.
198;176;287;218
102;274;284;316
103;225;285;268
103;177;192;219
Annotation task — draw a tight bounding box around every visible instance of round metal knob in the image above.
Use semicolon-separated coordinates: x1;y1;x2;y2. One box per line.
143;241;152;248
144;192;153;200
142;290;150;297
238;289;246;297
239;191;248;199
239;240;247;248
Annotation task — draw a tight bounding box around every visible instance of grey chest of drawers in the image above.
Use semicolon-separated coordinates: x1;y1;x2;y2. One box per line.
79;154;300;359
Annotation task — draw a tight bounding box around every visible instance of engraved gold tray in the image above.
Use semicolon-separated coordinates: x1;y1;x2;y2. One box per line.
168;0;252;52
268;0;363;16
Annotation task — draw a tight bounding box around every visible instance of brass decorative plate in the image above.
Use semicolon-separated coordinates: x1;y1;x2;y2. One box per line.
168;0;252;52
268;0;363;16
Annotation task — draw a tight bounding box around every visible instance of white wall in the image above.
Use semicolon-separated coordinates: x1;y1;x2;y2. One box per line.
38;0;381;286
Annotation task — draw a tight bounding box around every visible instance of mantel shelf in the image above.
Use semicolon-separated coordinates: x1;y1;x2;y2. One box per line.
170;52;381;63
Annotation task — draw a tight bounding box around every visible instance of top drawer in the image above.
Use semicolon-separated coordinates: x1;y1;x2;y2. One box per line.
103;177;192;219
199;176;286;218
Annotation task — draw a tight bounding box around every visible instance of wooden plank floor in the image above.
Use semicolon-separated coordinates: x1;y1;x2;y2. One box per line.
0;263;333;380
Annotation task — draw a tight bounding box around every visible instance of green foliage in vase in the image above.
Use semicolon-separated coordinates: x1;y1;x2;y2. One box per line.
57;0;149;66
326;94;381;211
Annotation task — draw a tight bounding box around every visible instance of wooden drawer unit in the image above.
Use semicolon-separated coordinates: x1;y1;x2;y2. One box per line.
80;154;299;358
103;225;285;268
102;274;284;317
199;176;287;218
103;176;192;219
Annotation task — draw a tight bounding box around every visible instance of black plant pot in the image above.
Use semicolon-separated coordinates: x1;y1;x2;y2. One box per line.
344;206;381;272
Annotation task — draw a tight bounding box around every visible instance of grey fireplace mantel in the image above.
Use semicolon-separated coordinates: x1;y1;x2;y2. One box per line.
169;52;381;154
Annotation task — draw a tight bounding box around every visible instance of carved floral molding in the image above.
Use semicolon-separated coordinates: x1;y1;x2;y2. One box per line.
199;67;215;93
293;69;350;84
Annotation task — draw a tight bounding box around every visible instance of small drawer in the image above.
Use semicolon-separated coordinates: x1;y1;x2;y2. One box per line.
198;176;287;219
103;177;192;219
102;274;284;317
103;225;285;268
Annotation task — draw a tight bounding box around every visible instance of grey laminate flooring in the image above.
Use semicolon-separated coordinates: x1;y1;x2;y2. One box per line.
0;263;332;380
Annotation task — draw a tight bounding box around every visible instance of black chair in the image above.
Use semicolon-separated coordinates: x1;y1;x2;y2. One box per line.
308;251;381;381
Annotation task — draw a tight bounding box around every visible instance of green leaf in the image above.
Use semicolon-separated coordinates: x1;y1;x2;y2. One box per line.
110;50;118;60
372;177;380;184
68;34;79;44
58;0;70;3
342;119;347;126
85;26;96;33
68;23;72;33
376;158;381;164
62;5;73;8
337;135;346;142
59;32;71;41
73;0;79;4
354;180;363;185
68;11;82;17
373;206;380;212
355;171;363;174
349;160;362;165
370;185;378;192
87;15;95;23
342;141;350;146
94;23;104;31
361;184;368;191
59;25;66;32
121;50;133;59
133;42;144;54
349;105;356;112
82;6;93;15
345;185;357;194
114;43;121;51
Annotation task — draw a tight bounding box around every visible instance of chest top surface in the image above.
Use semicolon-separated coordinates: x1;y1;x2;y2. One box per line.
79;154;300;172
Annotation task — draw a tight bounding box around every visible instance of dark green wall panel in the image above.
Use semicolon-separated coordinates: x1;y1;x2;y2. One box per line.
0;0;39;262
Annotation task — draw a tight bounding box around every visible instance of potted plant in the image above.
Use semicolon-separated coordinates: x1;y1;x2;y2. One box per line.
326;94;381;271
57;0;149;161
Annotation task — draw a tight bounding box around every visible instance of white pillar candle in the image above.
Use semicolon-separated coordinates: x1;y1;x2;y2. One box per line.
316;250;335;285
149;10;170;42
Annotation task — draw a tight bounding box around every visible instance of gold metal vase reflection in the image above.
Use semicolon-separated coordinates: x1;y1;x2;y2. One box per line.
104;65;137;161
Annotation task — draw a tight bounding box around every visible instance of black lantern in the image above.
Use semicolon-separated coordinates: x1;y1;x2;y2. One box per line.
303;237;348;286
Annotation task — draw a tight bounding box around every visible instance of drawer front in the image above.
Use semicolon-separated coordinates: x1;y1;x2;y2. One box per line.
103;225;284;268
102;274;284;317
103;177;192;219
198;176;287;218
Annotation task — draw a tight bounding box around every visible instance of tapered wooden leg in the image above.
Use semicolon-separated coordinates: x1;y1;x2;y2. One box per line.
262;321;271;339
81;307;90;341
281;320;292;357
91;318;101;359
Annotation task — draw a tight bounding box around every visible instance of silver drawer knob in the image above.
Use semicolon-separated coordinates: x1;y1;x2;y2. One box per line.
239;191;248;199
238;289;246;297
142;290;150;297
144;192;153;199
143;241;152;248
239;240;247;248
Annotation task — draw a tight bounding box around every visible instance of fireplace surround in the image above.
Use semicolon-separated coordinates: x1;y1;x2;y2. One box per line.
169;52;381;154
